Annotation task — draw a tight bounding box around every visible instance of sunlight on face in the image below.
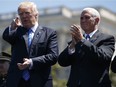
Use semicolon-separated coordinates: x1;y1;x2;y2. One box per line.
18;2;38;29
80;11;97;34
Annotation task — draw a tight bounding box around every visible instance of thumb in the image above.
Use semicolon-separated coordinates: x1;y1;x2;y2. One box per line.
23;58;27;62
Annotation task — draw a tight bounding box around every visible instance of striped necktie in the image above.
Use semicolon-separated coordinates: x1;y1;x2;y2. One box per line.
22;70;30;81
22;29;32;81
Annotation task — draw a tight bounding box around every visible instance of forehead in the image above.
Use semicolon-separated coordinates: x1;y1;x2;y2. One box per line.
81;11;92;17
18;6;32;13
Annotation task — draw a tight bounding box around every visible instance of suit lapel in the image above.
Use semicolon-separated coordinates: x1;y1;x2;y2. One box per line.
29;26;43;51
23;26;43;54
90;30;101;45
23;30;29;52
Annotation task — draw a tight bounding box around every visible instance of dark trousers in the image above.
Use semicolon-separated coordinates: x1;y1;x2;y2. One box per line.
18;78;53;87
44;79;53;87
18;78;32;87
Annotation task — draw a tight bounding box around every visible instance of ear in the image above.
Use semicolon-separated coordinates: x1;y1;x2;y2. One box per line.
95;17;99;24
35;14;38;17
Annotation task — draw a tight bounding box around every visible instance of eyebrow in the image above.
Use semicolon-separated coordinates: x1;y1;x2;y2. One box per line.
80;16;91;20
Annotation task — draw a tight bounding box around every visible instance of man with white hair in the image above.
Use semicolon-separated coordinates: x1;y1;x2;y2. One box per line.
58;7;115;87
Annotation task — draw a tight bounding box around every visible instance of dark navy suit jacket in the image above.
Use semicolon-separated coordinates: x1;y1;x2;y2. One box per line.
3;26;58;87
111;56;116;73
58;30;115;87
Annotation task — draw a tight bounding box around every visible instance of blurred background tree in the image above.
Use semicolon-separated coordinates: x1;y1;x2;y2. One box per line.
52;63;67;87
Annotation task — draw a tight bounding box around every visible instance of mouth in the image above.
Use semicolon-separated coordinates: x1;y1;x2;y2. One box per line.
82;24;87;27
23;19;28;22
22;20;29;24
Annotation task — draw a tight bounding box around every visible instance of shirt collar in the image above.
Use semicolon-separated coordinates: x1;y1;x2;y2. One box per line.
84;29;98;38
30;22;38;33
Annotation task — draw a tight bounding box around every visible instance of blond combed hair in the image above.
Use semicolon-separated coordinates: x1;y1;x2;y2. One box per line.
18;1;38;14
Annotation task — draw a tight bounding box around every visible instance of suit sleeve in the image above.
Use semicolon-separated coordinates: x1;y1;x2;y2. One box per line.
58;47;75;66
58;34;115;67
111;56;116;73
32;30;59;69
75;35;115;65
2;26;19;45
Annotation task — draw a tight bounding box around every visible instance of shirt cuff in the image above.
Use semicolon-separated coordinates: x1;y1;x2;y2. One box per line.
68;45;75;54
29;59;33;70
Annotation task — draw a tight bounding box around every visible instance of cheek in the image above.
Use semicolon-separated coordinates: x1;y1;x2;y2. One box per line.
30;16;36;21
90;19;96;24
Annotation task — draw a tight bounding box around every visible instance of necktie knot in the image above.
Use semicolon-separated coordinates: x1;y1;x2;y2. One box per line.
85;34;90;40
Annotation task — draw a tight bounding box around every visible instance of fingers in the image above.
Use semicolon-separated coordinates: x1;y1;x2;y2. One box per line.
11;17;21;30
23;58;27;62
17;63;24;70
70;24;83;42
17;58;30;70
17;62;28;70
70;24;80;38
15;17;22;26
71;24;81;33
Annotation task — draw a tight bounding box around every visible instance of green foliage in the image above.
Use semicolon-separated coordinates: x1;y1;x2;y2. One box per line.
53;79;67;87
110;70;116;87
52;64;116;87
52;63;67;87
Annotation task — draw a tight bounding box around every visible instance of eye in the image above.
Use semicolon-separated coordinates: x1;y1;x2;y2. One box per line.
19;12;31;16
81;16;91;20
18;12;23;16
25;12;30;15
81;17;84;20
85;16;91;19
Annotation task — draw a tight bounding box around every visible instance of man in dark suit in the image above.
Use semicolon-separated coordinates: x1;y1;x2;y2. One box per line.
111;56;116;73
2;1;58;87
58;7;115;87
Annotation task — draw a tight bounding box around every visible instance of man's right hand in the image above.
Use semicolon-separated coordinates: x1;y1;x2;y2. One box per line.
70;24;84;43
11;17;21;30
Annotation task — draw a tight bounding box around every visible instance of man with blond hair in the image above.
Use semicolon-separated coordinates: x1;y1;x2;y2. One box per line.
3;1;58;87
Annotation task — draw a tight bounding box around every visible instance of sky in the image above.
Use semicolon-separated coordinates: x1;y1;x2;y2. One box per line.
0;0;116;14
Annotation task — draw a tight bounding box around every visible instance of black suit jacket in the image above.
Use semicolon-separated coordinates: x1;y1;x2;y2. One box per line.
111;56;116;73
2;26;58;87
58;30;115;87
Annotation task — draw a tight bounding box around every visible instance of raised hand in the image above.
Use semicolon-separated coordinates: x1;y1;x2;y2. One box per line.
70;24;84;43
11;16;21;30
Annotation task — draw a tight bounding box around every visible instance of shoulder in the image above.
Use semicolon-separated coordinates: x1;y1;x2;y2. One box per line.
42;26;56;32
41;26;57;35
99;31;115;40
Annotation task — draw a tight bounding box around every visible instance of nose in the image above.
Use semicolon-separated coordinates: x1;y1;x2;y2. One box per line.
22;13;27;18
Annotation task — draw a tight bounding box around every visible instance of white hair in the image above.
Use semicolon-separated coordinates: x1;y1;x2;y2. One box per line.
83;7;100;19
